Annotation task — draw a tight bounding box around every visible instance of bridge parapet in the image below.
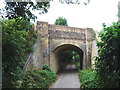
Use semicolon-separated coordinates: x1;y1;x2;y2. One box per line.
36;21;94;41
48;24;85;33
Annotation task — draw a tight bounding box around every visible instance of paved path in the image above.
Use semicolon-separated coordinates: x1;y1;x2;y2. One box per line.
51;64;80;88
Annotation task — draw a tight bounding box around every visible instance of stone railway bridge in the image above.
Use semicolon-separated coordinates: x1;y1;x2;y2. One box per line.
27;21;96;73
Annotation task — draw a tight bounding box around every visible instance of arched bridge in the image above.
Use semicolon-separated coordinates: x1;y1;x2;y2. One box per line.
27;21;96;73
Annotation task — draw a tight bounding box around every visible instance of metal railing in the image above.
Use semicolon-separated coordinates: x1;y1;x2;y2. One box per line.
21;52;33;73
21;40;38;73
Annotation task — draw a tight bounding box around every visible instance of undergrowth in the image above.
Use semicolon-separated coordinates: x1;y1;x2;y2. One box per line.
2;18;36;88
19;66;57;88
78;67;99;89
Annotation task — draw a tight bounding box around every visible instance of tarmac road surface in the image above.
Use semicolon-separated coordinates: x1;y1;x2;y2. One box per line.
51;64;80;88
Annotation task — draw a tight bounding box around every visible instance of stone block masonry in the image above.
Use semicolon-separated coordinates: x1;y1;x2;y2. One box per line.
27;21;96;73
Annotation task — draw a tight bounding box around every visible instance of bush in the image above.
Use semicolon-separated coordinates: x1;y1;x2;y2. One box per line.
96;22;120;88
78;22;120;88
79;68;99;88
19;69;57;88
2;18;36;88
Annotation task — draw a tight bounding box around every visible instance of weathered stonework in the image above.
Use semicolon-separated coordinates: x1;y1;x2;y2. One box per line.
27;21;96;73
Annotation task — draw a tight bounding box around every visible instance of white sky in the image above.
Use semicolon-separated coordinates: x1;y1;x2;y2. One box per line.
0;0;120;31
35;0;120;31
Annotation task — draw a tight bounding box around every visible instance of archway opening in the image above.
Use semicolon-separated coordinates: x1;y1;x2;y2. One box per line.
52;44;84;73
59;50;80;70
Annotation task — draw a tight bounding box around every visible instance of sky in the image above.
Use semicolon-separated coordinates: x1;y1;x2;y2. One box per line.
0;0;120;31
35;0;120;31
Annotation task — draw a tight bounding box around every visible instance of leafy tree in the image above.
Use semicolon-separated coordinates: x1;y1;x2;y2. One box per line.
55;17;68;26
3;0;90;21
2;18;36;88
96;22;120;88
4;2;50;21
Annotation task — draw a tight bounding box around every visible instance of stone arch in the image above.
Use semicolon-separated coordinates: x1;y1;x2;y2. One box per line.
51;41;86;53
27;21;96;73
49;41;86;73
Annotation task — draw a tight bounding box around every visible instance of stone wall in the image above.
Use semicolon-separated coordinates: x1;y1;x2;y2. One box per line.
27;40;43;70
27;21;96;73
49;30;85;40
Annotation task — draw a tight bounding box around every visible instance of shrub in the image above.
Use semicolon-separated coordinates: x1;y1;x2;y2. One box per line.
2;18;36;88
96;22;120;88
19;69;57;88
79;67;99;88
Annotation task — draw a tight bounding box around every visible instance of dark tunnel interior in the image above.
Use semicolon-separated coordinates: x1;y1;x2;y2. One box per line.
53;44;84;72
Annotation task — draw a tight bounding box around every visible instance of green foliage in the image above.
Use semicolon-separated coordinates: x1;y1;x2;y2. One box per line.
4;2;50;21
59;50;80;69
75;62;80;69
61;51;80;62
19;69;57;88
79;67;99;88
66;51;80;69
96;22;120;88
54;17;68;26
78;22;120;88
72;51;80;60
42;65;52;72
2;18;36;88
3;1;90;21
61;51;72;62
